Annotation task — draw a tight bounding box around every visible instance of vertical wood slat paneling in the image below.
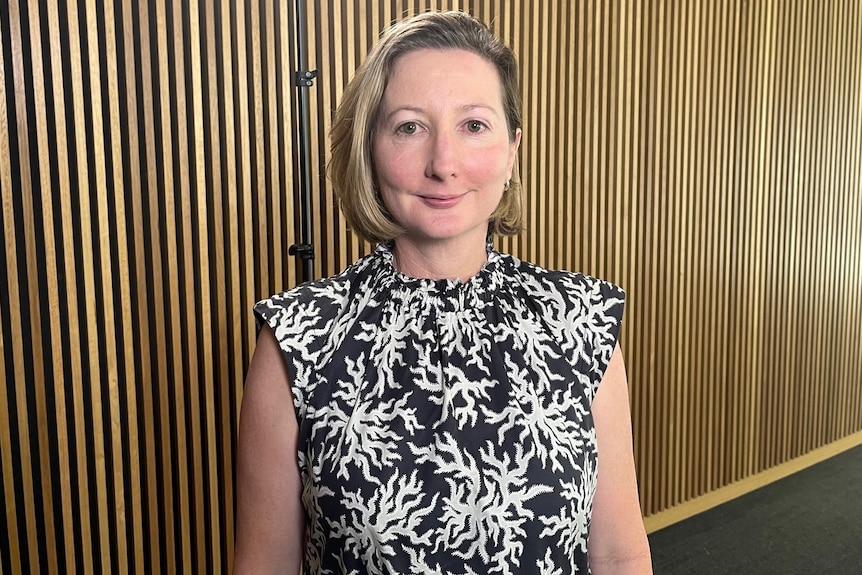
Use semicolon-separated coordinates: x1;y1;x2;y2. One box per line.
1;1;862;571
120;4;151;571
6;1;40;572
0;5;25;573
140;5;173;571
23;2;59;571
0;1;302;571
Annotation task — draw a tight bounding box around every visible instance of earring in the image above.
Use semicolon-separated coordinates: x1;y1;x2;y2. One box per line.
503;179;511;191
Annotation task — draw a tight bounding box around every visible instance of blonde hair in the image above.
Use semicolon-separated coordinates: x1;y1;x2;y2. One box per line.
329;10;523;244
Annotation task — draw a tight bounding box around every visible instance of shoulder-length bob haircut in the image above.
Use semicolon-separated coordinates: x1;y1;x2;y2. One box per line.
329;10;523;245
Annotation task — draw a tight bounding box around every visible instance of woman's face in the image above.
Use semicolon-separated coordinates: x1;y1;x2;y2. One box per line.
372;48;521;248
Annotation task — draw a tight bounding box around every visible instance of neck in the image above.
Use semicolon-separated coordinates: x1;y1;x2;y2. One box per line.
391;236;489;282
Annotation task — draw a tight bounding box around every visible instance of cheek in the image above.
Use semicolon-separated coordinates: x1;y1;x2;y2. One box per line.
375;149;422;190
373;157;410;211
462;152;508;183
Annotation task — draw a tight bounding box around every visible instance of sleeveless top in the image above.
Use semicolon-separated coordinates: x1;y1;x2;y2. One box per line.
254;242;625;575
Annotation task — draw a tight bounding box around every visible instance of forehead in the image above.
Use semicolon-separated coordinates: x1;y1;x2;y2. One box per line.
382;48;504;105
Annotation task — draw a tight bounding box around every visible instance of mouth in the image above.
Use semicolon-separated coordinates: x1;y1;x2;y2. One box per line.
419;193;467;209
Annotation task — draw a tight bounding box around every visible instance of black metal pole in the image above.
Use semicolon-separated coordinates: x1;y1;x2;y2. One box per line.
289;0;317;283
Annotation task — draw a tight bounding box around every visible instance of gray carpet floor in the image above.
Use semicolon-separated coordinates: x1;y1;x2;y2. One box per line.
648;444;862;574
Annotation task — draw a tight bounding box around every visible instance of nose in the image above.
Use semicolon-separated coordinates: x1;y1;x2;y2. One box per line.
425;130;457;181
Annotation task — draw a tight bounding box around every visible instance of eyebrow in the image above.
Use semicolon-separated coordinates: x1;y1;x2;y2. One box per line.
382;103;500;122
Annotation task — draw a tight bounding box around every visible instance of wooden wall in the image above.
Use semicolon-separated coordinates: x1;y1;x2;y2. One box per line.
1;0;861;572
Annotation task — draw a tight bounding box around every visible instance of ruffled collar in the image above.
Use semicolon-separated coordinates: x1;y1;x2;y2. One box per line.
372;240;511;303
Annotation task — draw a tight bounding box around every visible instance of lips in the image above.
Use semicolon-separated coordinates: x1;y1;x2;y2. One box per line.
419;193;466;208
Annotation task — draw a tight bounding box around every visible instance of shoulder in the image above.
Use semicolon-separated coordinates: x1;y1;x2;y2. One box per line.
253;252;381;347
504;254;625;319
500;254;626;390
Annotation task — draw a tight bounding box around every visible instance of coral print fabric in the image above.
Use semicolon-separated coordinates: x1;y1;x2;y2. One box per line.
254;242;625;575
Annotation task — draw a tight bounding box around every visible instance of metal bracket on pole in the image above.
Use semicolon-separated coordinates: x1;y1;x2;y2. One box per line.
288;243;315;260
295;70;318;87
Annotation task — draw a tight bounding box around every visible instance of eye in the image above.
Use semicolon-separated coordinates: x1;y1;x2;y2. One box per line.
466;120;487;133
397;122;418;135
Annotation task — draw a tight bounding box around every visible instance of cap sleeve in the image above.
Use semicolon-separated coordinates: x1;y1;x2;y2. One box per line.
580;277;626;401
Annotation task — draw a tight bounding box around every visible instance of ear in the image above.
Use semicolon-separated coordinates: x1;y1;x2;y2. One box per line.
507;128;522;177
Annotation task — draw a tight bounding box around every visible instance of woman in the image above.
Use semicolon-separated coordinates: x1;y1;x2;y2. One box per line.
235;10;652;575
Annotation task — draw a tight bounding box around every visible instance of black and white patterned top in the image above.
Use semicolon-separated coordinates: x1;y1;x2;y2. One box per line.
254;241;625;575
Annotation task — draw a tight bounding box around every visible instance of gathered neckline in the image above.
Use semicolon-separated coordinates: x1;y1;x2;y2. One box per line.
372;241;511;302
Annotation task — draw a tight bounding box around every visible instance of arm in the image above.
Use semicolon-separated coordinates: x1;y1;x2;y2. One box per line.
234;325;305;574
588;344;653;574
